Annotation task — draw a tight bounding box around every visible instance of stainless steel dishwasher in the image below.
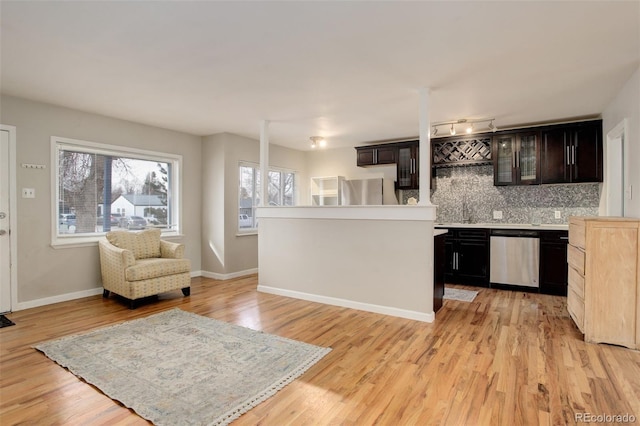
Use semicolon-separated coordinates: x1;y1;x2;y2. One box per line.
490;229;540;288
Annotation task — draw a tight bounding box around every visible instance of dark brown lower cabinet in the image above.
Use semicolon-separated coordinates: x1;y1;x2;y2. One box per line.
444;229;490;287
539;230;569;296
434;233;445;313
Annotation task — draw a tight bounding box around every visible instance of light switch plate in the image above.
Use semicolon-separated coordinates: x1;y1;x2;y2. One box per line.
554;211;562;219
22;188;35;198
626;185;633;200
493;210;503;220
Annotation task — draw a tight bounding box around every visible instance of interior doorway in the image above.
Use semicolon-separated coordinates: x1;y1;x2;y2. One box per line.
605;119;627;216
0;125;16;314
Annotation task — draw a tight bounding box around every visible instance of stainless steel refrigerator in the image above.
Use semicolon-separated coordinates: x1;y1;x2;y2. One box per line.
340;178;383;205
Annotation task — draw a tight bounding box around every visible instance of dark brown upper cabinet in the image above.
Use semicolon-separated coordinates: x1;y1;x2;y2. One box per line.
356;145;397;167
396;141;419;190
540;120;603;184
493;131;540;186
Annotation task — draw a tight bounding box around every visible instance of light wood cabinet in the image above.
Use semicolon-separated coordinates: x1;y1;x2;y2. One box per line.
567;216;640;349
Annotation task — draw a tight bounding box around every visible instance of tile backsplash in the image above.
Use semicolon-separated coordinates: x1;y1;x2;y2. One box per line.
401;165;600;224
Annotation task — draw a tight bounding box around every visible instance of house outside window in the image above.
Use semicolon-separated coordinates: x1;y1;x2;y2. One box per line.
52;136;182;246
239;163;295;231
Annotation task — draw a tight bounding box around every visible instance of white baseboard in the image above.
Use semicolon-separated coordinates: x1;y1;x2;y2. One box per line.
257;285;435;323
15;287;104;312
11;270;257;312
201;268;258;281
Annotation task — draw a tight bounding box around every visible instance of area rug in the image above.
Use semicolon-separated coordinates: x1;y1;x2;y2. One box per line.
443;287;478;302
34;308;331;425
0;314;15;328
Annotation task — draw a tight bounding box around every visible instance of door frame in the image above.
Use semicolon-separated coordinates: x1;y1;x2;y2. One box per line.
605;119;627;216
0;124;18;313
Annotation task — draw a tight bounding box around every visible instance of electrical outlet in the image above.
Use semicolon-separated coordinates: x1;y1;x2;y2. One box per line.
493;210;503;220
22;188;35;198
554;211;562;219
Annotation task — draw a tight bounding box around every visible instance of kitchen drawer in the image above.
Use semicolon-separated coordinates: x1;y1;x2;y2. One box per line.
567;286;585;333
456;229;489;240
568;266;584;299
569;217;586;249
567;244;585;275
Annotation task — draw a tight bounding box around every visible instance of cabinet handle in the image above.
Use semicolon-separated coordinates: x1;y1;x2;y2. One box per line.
374;149;377;164
571;146;576;165
566;146;570;165
513;150;516;168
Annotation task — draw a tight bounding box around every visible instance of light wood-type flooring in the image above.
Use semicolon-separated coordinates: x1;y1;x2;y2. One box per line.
1;275;639;425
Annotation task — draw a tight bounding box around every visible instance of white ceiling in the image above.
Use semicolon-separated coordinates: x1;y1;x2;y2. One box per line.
1;1;639;150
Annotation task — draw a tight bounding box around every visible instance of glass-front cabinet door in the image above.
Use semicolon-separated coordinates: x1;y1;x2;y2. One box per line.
494;134;516;185
493;132;540;185
396;142;418;189
518;132;539;184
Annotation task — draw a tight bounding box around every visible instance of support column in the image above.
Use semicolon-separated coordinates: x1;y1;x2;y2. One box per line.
418;87;433;205
259;120;270;207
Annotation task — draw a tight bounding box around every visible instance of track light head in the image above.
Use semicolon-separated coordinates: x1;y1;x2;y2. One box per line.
450;124;456;136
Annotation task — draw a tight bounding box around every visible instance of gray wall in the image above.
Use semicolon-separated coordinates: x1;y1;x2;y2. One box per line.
1;95;203;306
201;132;307;277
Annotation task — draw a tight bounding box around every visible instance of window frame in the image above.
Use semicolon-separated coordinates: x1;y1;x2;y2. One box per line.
238;162;296;234
51;136;182;248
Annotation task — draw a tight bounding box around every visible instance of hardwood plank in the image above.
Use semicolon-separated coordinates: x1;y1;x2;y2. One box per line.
1;276;639;425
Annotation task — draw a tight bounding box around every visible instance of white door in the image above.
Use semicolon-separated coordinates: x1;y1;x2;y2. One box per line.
0;129;11;313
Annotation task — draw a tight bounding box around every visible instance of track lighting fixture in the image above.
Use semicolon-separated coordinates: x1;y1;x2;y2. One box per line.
432;118;497;137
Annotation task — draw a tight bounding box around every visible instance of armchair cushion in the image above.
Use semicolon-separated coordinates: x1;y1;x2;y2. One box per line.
106;228;161;260
125;258;191;281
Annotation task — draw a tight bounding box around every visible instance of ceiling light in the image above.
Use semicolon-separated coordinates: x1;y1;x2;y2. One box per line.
466;123;473;134
450;124;456;136
310;136;325;149
432;126;438;136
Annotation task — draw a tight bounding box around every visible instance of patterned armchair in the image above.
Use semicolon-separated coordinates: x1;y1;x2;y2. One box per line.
99;228;191;309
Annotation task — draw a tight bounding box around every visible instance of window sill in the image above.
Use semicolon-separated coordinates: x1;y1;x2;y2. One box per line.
236;231;258;237
51;231;183;249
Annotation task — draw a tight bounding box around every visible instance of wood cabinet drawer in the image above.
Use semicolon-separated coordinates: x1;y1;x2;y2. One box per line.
567;244;585;275
569;217;586;249
567;286;585;332
568;266;584;299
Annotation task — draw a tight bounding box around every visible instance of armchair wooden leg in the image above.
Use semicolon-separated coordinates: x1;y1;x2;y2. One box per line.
181;287;191;296
103;289;110;298
129;299;137;310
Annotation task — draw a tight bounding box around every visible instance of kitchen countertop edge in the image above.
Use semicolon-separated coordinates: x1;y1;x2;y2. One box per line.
435;223;569;231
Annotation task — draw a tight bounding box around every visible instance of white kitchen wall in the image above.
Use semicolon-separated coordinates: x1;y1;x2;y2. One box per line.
602;66;640;218
305;146;399;205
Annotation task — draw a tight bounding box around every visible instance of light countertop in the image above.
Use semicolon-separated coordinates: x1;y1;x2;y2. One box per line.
435;222;569;231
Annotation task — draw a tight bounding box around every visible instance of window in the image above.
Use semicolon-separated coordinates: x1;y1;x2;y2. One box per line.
239;163;295;231
52;136;181;246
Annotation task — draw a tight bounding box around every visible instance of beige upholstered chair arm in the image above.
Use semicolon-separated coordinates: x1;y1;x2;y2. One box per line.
160;240;185;259
99;239;136;269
